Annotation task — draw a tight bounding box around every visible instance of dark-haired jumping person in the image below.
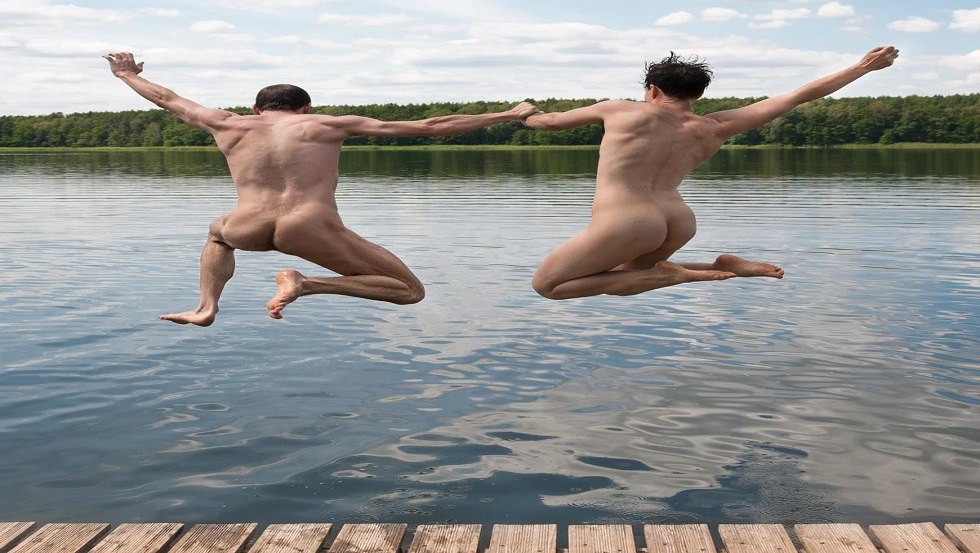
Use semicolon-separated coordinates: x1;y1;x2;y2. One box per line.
105;52;539;325
524;46;899;300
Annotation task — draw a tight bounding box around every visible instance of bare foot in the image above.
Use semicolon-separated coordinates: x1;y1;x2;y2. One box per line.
159;308;217;327
714;254;784;279
266;269;306;319
656;260;736;283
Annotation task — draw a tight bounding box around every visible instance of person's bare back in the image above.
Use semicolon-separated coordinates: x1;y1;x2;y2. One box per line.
525;46;898;300
105;52;539;325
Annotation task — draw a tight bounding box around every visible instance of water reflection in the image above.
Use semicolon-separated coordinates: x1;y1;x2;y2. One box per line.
2;146;979;178
0;150;977;526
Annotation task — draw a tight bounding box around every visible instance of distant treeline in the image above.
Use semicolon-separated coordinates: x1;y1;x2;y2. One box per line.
1;95;977;147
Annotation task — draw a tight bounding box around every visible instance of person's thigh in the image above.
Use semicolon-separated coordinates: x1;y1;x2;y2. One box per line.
218;210;277;251
534;213;669;289
274;217;420;282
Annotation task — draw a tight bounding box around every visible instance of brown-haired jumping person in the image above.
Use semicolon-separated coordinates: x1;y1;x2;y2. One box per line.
105;52;539;325
525;46;898;300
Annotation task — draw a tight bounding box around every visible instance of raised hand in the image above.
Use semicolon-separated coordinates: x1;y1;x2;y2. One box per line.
103;52;144;77
858;46;899;72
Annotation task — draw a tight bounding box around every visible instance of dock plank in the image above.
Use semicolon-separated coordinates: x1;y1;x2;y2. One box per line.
719;524;795;553
168;523;258;553
89;523;183;553
0;523;35;553
487;525;557;553
9;523;109;553
644;524;717;553
327;523;407;553
407;524;481;553
796;523;876;553
946;525;980;553
247;523;333;553
945;525;980;553
870;523;960;553
569;524;636;553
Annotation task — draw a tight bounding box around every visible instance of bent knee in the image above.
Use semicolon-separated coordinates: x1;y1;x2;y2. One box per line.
207;216;226;240
531;273;563;300
395;280;425;305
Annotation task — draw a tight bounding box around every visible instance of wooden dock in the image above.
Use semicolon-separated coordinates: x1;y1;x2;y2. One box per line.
0;521;976;553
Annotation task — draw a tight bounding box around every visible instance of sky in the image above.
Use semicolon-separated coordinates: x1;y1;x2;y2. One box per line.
1;0;978;115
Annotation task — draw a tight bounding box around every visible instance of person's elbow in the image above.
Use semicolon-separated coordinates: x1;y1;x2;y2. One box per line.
417;120;448;136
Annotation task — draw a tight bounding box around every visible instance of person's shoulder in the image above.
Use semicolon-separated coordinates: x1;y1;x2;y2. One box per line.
596;99;638;110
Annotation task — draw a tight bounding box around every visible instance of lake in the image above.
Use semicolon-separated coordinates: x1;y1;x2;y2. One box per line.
0;148;977;529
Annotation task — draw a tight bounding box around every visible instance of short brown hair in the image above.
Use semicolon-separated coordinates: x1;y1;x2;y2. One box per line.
254;84;311;111
644;52;713;100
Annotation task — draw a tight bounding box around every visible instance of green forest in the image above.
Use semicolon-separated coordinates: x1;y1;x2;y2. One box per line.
1;94;977;148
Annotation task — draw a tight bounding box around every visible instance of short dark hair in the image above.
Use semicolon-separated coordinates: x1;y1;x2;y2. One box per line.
254;84;312;111
643;52;713;100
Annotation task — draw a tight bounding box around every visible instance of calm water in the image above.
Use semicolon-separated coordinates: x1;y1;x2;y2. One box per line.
0;148;978;531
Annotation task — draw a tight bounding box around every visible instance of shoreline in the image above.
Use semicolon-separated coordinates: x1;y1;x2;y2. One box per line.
1;143;979;153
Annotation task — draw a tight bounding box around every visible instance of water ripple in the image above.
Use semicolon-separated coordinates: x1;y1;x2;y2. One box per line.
0;149;977;525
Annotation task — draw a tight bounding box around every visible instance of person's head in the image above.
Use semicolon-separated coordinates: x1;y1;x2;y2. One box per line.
253;84;312;113
643;52;713;100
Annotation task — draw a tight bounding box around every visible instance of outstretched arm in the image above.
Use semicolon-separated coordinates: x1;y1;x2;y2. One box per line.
104;52;236;133
707;46;899;139
524;102;608;130
335;102;540;137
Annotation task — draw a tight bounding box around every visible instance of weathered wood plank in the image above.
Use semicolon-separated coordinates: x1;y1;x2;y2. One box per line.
327;523;407;553
0;523;35;553
407;524;481;553
569;524;636;553
487;525;557;553
644;524;717;553
9;523;109;553
88;523;183;553
247;523;333;553
870;523;961;553
945;525;980;553
168;523;258;553
718;524;795;553
796;524;876;553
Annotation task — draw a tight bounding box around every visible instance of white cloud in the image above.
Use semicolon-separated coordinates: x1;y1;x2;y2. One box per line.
0;0;967;114
0;1;128;23
211;33;253;44
190;20;236;32
887;16;941;33
949;8;980;32
817;2;854;18
942;49;980;70
267;35;349;50
469;21;623;43
15;38;119;57
701;8;746;22
911;72;938;80
350;70;470;87
390;0;517;23
22;70;86;83
656;11;694;26
317;12;413;26
180;0;330;12
263;0;330;6
750;8;811;29
141;8;182;17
